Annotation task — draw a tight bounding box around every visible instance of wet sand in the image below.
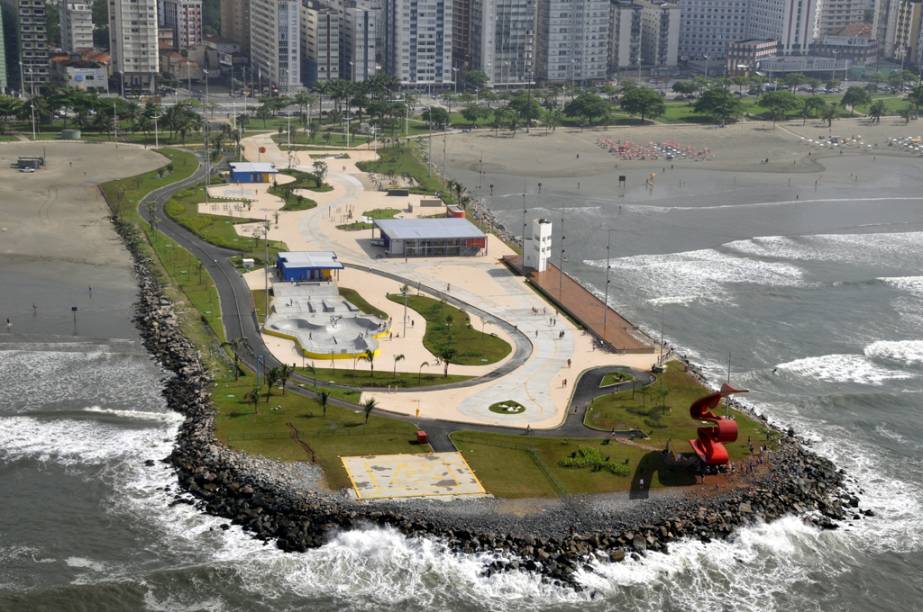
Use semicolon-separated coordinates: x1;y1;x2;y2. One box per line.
0;142;165;337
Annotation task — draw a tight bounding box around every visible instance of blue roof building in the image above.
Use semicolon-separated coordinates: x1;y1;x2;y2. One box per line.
276;251;344;282
229;162;279;183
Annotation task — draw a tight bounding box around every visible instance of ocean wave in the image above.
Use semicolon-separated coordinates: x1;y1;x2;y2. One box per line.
775;354;914;385
864;340;923;366
584;249;805;305
879;276;923;297
727;232;923;265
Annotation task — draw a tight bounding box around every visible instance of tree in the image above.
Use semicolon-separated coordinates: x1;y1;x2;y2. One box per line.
868;100;886;124
564;92;611;125
908;85;923;115
507;92;542;129
671;80;699;96
461;104;488;127
693;87;743;125
312;160;327;184
362;398;377;424
220;339;245;380
899;105;914;124
801;96;828;126
619;87;665;123
821;104;837;127
439;348;456;377
422;106;449;128
319;391;329;417
462;70;489;92
841;86;871;112
781;72;806;92
265;366;281;401
244;388;260;415
361;348;375;379
278;363;292;395
759;91;801;126
393;353;405;376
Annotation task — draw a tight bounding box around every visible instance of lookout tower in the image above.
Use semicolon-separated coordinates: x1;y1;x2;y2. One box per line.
524;218;552;272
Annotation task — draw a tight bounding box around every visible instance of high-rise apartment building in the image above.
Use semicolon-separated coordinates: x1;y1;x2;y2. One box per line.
302;2;339;85
1;0;49;91
470;0;537;86
60;2;94;53
453;0;472;70
536;0;609;83
341;5;379;81
883;0;922;63
250;0;302;92
678;0;751;60
384;0;453;85
609;0;642;72
109;0;159;92
638;0;679;67
816;0;869;35
221;0;251;53
163;0;203;50
747;0;818;55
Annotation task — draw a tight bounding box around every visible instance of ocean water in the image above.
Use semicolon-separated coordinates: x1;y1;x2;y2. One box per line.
3;151;923;611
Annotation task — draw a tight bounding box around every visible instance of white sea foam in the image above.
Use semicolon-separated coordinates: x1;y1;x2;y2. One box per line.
879;276;923;297
864;340;923;366
727;232;923;265
775;354;914;385
585;248;805;305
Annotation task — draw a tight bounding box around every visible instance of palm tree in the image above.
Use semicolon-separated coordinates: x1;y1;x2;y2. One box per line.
868;100;886;124
361;348;375;379
319;391;329;417
418;361;430;383
393;353;405;376
305;362;318;390
439;348;456;378
362;397;377;424
220;339;245;380
244;388;260;415
278;363;292;395
265;366;281;402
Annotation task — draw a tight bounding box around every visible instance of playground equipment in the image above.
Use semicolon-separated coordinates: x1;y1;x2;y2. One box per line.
688;383;748;466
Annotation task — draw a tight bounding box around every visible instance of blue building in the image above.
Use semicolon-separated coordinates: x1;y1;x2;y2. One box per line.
276;251;344;282
229;162;279;183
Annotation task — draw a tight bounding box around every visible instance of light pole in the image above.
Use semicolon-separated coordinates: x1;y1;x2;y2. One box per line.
704;54;710;80
452;67;458;96
203;68;210;119
153;114;160;148
27;69;36;141
112;98;118;142
602;229;615;341
558;216;566;299
18;60;25;99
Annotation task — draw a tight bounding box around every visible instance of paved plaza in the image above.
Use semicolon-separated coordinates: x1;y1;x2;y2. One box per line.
341;452;487;500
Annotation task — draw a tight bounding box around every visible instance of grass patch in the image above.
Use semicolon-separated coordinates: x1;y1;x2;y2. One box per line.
252;289;268;324
357;144;456;204
600;371;633;388
163;184;287;261
336;207;402;231
269;168;331;212
213;376;428;490
585;362;770;460
489;400;526;415
559;447;631;476
451;432;651;498
386;293;511;365
296;366;471;389
272;129;370;148
338;287;389;320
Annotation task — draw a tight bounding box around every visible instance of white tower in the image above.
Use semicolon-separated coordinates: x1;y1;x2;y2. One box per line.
524;218;552;273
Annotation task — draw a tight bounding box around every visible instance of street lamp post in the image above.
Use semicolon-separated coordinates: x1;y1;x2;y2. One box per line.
452;67;459;96
602;229;615;342
153;114;160;148
28;69;36;141
203;68;210;119
558;216;566;299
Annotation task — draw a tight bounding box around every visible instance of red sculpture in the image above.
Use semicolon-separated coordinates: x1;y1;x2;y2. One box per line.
689;383;748;466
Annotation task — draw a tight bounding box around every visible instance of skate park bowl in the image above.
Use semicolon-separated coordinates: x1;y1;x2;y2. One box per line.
263;282;389;359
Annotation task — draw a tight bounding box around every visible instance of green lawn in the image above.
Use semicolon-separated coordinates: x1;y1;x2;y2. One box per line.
386;293;511;365
600;371;633;388
338;287;389;320
335;207;401;231
296;366;472;389
585;362;772;461
356;144;456;203
489;400;526;415
272;129;370;148
252;289;268;324
214;376;429;490
451;432;655;498
163;183;287;261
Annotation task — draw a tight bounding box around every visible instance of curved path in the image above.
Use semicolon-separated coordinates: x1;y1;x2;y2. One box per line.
138;150;658;451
